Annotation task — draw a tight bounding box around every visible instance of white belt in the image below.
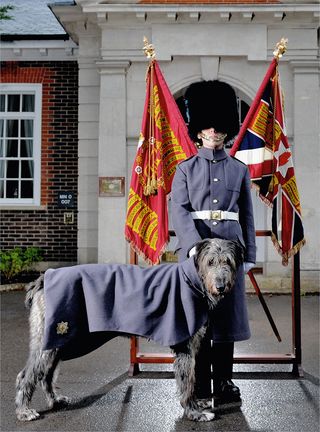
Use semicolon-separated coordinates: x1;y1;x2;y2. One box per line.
191;210;239;222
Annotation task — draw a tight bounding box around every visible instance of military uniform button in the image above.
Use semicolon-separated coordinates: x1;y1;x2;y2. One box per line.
213;178;219;182
213;199;219;203
212;221;218;225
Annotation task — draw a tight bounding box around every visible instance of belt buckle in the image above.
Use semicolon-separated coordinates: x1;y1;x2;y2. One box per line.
211;210;222;220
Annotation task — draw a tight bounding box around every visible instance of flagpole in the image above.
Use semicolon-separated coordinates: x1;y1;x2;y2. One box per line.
269;39;288;221
272;37;288;60
272;38;288;152
143;37;158;196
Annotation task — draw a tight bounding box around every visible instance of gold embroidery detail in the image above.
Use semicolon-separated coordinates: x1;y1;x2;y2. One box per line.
56;321;69;335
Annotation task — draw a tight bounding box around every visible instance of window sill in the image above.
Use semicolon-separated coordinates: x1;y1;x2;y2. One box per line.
0;205;47;211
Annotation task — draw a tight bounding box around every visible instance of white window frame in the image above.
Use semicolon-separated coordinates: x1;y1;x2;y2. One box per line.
0;83;42;206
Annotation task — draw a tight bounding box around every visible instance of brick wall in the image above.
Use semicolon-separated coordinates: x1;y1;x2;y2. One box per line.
0;61;78;262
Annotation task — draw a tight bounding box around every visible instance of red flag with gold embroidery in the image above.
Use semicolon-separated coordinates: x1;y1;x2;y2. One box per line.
125;60;196;264
230;57;305;265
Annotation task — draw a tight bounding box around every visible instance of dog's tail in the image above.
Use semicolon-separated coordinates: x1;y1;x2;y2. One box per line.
25;274;44;309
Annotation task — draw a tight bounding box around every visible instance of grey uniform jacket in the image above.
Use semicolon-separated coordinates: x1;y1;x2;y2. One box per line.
171;147;256;342
43;257;209;360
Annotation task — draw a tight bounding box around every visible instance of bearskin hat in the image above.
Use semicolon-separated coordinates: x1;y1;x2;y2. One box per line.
185;80;239;143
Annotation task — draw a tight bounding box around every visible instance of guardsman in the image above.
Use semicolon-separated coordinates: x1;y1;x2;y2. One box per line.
171;80;256;406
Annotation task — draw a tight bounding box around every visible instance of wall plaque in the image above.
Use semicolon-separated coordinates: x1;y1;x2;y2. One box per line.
99;177;125;197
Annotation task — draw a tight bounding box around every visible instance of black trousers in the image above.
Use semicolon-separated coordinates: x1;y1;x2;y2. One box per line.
195;330;234;398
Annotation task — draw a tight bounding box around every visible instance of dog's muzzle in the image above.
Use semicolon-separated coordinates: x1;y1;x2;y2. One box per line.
216;284;227;295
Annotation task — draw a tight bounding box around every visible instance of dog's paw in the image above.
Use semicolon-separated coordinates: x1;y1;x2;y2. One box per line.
55;395;71;405
16;408;40;421
197;411;215;422
184;408;215;422
196;398;212;410
48;395;71;409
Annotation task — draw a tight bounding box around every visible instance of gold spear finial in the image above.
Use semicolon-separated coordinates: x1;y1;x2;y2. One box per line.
273;38;288;60
143;36;156;59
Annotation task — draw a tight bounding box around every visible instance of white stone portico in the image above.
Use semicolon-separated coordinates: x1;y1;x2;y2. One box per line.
51;1;319;288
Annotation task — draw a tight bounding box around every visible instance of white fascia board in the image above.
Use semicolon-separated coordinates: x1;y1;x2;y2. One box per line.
0;39;78;50
81;3;320;14
1;39;79;61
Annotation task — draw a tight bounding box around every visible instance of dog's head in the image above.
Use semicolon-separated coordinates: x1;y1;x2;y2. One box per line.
194;238;244;303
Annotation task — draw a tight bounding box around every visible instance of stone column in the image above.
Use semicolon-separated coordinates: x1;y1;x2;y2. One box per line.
97;60;130;263
291;61;320;274
77;25;101;264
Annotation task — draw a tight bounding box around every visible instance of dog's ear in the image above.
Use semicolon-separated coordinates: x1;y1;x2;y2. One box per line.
229;240;245;267
195;239;212;256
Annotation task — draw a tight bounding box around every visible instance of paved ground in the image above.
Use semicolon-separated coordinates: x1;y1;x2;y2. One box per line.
1;291;319;432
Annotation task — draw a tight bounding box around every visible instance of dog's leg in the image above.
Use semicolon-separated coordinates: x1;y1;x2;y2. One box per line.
15;368;38;421
16;289;44;421
16;286;68;421
15;348;46;421
40;350;70;409
172;327;215;422
16;347;69;421
16;349;70;421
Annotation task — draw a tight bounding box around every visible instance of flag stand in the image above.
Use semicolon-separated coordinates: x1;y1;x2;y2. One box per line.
128;230;303;377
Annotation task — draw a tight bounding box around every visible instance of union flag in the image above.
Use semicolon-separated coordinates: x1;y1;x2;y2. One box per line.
230;58;305;265
125;60;196;264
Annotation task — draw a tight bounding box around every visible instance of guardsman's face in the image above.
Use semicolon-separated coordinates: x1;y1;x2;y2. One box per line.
199;128;226;150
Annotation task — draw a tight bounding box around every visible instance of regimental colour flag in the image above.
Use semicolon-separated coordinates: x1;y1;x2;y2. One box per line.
230;58;305;265
125;60;196;265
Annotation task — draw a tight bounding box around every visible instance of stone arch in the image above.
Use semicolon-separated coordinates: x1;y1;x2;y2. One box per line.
217;73;256;105
171;73;256;105
170;74;202;98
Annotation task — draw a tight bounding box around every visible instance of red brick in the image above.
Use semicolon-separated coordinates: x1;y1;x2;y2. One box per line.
0;61;78;262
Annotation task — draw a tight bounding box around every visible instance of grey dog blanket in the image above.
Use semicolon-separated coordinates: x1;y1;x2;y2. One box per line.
43;257;209;360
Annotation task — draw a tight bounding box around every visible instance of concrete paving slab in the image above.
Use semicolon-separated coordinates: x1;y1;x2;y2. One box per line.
1;291;319;432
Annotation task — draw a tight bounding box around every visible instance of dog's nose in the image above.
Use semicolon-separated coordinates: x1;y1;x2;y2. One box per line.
217;285;225;294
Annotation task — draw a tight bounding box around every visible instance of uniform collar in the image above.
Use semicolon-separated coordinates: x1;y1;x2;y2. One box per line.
180;257;206;299
197;147;228;162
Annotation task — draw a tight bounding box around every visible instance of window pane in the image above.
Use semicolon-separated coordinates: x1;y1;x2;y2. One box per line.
6;160;19;178
0;180;4;198
21;139;33;157
22;95;35;112
6;180;19;198
0;119;4;137
240;100;249;124
21;119;33;137
8;95;20;112
0;95;4;112
21;161;33;178
6;120;19;137
5;140;18;157
21;181;33;198
0;140;3;157
0;160;4;177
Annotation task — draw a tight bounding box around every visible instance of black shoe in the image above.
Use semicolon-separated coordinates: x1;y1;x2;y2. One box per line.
213;379;241;405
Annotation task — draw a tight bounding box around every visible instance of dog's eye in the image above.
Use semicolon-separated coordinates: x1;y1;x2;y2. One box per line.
208;258;214;266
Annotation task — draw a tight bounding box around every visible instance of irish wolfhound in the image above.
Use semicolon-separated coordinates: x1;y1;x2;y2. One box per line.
15;238;243;422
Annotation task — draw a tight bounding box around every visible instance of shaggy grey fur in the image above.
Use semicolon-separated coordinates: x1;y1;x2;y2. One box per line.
15;238;242;422
171;239;243;421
